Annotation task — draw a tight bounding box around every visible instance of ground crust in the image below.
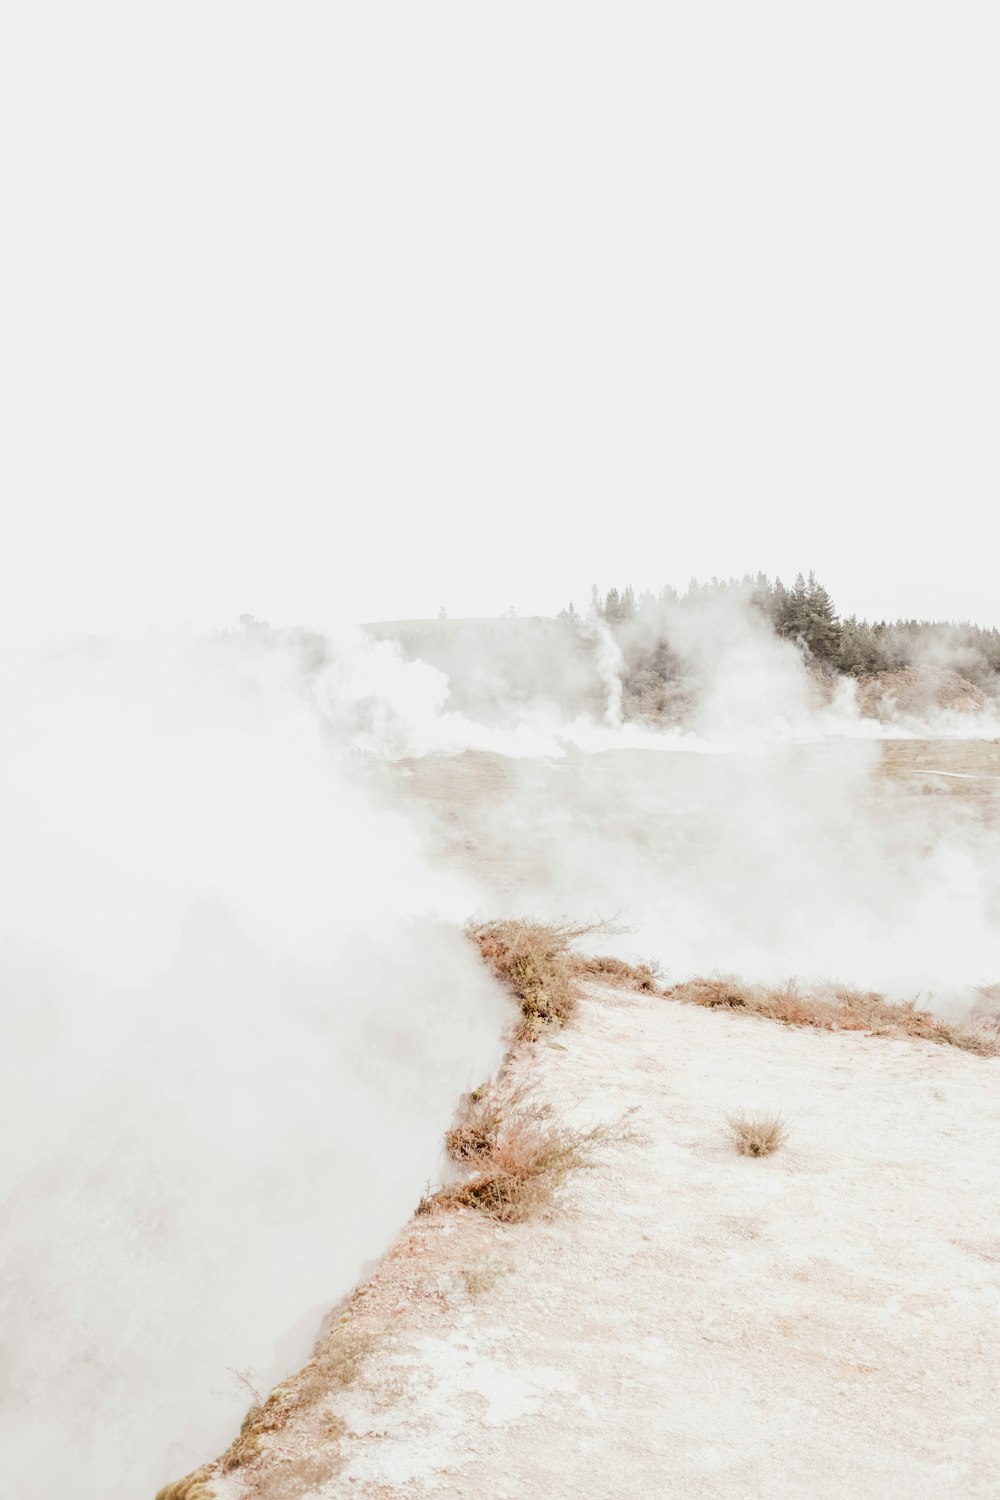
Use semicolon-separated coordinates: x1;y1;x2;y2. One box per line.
218;985;1000;1500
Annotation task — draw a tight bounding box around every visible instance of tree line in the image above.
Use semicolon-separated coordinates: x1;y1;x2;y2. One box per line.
569;574;1000;686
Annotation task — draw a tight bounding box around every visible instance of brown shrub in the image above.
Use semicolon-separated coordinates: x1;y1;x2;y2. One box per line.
727;1111;787;1157
444;1085;506;1161
426;1081;593;1223
666;976;1000;1055
573;953;660;991
155;1471;216;1500
468;919;593;1037
469;917;660;1038
218;1320;374;1474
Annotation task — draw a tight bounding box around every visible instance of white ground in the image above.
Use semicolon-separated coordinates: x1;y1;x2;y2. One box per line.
219;985;1000;1500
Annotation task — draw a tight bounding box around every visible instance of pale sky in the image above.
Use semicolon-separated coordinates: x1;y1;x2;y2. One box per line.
2;4;998;637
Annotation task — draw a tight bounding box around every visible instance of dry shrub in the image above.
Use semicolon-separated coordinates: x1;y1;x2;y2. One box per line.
444;1085;506;1161
573;953;660;991
667;976;1000;1055
469;918;659;1038
727;1112;787;1157
426;1081;593;1223
460;1265;499;1298
155;1470;216;1500
218;1320;373;1474
469;919;589;1037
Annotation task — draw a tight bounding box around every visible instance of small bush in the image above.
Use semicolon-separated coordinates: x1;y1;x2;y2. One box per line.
469;919;588;1037
444;1086;506;1161
666;976;1000;1055
460;1266;499;1298
426;1081;593;1223
726;1112;787;1157
573;953;660;991
469;918;659;1039
155;1471;215;1500
218;1321;373;1473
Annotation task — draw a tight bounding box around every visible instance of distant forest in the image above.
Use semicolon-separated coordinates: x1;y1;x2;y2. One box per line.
572;574;1000;686
555;574;1000;721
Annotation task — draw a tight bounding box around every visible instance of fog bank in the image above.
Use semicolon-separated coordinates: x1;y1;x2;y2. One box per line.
0;629;509;1497
3;603;998;1495
364;603;1000;1015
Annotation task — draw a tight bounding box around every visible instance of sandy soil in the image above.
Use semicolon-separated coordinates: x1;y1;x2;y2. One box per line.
218;986;1000;1500
879;739;1000;819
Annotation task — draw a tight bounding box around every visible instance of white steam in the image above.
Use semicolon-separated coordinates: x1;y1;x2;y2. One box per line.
355;598;1000;759
367;600;1000;1013
0;630;509;1498
3;601;999;1496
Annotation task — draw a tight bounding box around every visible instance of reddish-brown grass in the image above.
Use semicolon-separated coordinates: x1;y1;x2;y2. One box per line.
468;919;591;1037
157;1312;376;1496
217;1320;372;1474
155;1471;216;1500
468;918;659;1038
573;952;660;991
425;1081;592;1223
665;976;1000;1055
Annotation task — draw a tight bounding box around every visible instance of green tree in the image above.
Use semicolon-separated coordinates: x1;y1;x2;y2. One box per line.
802;572;841;665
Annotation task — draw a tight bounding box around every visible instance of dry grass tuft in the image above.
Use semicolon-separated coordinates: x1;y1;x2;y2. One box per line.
444;1084;506;1161
667;976;1000;1055
468;919;591;1038
425;1081;595;1223
460;1265;500;1298
727;1111;787;1157
469;918;660;1038
573;953;661;991
217;1320;374;1474
155;1470;216;1500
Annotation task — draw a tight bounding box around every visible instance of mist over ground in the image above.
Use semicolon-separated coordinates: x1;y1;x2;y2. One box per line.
0;629;511;1497
366;594;1000;1012
2;593;998;1496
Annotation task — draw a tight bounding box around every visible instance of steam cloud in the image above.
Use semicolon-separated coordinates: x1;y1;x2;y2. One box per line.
368;595;1000;1010
0;630;509;1497
2;598;998;1496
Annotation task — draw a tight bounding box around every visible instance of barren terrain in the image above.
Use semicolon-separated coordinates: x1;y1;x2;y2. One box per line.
164;737;1000;1499
215;980;1000;1500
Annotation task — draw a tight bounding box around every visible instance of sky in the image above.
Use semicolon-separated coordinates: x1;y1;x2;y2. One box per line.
2;3;998;637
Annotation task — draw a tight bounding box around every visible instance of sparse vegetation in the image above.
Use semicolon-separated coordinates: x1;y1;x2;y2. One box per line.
219;1318;373;1473
666;976;1000;1055
156;921;997;1500
460;1265;501;1298
726;1111;787;1157
444;1084;507;1161
468;919;589;1037
424;1080;593;1223
573;952;660;991
469;918;661;1038
425;920;647;1222
469;919;998;1058
156;1315;375;1497
155;1471;216;1500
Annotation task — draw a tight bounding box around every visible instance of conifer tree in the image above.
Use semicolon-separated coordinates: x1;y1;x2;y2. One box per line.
802;571;841;664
